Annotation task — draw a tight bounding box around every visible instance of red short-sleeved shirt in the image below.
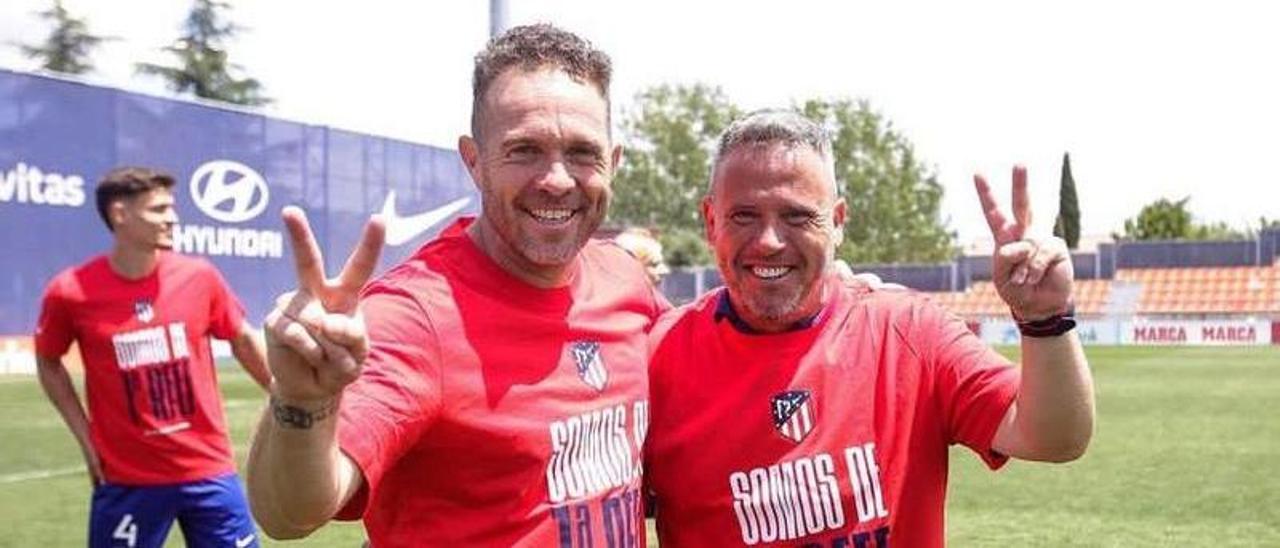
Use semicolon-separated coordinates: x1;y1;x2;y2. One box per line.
35;252;245;485
336;218;667;547
645;278;1019;547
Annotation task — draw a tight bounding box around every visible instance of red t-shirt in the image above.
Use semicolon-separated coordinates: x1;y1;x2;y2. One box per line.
645;278;1019;548
34;252;245;485
336;218;667;547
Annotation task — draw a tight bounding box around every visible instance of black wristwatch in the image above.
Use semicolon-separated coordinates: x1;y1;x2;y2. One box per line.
271;396;338;429
1015;305;1077;338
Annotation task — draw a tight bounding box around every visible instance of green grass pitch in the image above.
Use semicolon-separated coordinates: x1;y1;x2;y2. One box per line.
2;346;1277;546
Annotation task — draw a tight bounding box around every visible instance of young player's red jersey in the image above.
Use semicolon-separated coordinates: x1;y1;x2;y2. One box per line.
645;277;1019;548
34;252;246;485
336;218;667;547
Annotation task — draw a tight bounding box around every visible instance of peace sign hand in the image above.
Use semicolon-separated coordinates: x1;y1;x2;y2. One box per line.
974;166;1074;321
264;206;386;403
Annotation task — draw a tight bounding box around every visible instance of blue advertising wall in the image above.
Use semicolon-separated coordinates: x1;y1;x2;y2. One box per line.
0;69;477;335
1115;239;1260;269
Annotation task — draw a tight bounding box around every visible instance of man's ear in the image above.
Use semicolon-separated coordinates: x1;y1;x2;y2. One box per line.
108;200;127;230
610;144;623;175
458;135;482;187
831;197;847;246
701;195;716;244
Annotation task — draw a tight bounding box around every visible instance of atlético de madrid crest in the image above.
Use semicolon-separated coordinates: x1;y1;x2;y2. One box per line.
134;299;154;323
570;341;608;392
772;390;815;443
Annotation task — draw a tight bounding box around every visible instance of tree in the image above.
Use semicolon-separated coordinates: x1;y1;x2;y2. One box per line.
135;0;269;106
19;0;110;75
1189;221;1246;241
611;84;740;266
1118;197;1193;240
1053;152;1081;249
800;99;956;264
610;87;955;266
1117;197;1247;241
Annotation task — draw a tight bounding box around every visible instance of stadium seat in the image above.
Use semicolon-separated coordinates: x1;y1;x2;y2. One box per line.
1120;266;1279;315
925;265;1278;319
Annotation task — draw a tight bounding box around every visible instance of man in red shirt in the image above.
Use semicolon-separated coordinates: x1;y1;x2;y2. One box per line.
644;110;1095;547
245;25;665;546
35;166;271;547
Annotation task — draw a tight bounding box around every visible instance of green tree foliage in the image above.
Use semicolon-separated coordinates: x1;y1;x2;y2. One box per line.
135;0;269;106
1119;197;1194;240
800;99;955;264
1053;152;1081;249
1118;197;1247;241
610;84;740;266
19;0;109;74
610;86;955;266
1190;221;1247;241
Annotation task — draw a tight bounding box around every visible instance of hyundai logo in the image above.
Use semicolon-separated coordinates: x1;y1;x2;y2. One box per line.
189;160;269;223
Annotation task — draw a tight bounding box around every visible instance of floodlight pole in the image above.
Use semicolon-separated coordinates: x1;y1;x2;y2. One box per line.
490;0;509;38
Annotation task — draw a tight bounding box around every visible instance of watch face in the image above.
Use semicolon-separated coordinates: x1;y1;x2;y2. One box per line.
274;402;313;429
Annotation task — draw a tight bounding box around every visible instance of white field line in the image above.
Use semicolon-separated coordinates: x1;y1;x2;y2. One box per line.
0;466;83;484
0;444;255;485
0;397;263;486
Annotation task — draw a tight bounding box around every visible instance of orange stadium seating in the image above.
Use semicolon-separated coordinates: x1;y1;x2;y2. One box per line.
1115;266;1279;314
927;265;1280;319
928;279;1113;318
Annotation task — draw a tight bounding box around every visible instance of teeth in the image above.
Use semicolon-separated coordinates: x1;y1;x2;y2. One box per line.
751;266;791;279
530;208;573;222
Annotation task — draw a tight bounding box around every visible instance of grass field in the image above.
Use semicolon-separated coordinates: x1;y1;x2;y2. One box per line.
2;346;1278;547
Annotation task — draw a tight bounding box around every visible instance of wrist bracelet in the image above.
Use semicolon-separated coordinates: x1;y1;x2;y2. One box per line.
270;396;338;429
1015;304;1077;338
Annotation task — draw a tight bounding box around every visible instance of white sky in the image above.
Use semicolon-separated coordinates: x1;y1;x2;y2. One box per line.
2;0;1277;245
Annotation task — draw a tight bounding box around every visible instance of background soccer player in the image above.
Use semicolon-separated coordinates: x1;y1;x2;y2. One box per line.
35;166;270;547
246;25;665;546
644;110;1095;547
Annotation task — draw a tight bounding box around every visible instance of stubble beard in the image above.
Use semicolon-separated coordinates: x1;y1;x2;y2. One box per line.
481;185;606;268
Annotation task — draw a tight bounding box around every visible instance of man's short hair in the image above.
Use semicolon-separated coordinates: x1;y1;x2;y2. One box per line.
471;23;613;140
709;109;837;196
95;166;175;231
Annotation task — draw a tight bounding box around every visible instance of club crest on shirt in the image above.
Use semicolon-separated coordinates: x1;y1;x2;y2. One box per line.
771;390;815;443
134;299;155;323
569;341;608;392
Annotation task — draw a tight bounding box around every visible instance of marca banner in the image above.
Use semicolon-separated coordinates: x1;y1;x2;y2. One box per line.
0;69;477;336
1122;319;1273;346
980;318;1273;346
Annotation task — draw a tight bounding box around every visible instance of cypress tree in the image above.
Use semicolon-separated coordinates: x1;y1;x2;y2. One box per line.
1053;152;1081;249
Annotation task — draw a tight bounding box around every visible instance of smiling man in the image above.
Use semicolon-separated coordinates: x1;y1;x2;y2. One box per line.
644;110;1095;547
35;166;270;548
245;25;665;546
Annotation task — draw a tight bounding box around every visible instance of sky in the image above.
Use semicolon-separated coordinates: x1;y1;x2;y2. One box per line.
2;0;1277;247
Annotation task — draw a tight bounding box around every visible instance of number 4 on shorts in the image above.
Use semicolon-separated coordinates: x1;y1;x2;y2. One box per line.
113;513;138;547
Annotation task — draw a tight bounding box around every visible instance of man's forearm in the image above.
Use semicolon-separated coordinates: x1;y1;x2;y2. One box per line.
246;396;360;539
36;357;93;451
230;325;272;390
1013;332;1095;461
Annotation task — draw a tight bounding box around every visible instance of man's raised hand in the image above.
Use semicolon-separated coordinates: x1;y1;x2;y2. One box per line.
974;166;1073;321
264;206;385;402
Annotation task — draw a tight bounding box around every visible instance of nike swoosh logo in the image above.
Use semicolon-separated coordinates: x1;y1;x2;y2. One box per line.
235;533;256;548
380;192;471;246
